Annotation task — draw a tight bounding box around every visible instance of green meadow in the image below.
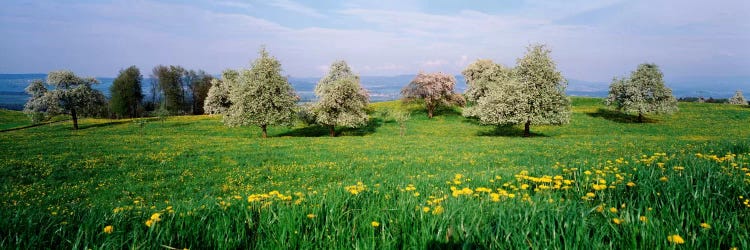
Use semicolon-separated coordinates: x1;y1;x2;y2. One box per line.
1;97;749;249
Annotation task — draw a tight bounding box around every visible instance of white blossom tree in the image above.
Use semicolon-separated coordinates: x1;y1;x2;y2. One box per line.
203;70;237;115
462;44;570;137
401;72;464;119
606;63;678;122
313;60;369;137
223;48;298;138
728;90;747;105
23;70;106;129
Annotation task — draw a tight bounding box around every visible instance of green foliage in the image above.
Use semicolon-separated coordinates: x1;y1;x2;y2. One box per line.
185;70;214;115
1;99;749;249
110;66;144;118
313;61;369;136
606;63;678;122
728;90;747;105
224;47;298;137
152;65;186;114
463;44;570;137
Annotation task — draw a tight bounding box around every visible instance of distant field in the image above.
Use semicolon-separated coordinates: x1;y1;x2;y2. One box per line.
1;98;749;249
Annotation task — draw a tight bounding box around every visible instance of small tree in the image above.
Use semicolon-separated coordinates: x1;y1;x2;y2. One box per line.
606;63;678;122
401;72;464;119
313;60;369;137
462;59;513;104
204;70;237;114
462;44;570;137
728;90;747;105
391;110;410;136
23;70;106;129
224;47;298;138
110;66;144;118
152;65;185;114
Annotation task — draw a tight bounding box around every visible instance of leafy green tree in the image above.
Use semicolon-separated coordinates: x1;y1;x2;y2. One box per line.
606;63;678;122
23;70;106;129
462;44;570;137
152;65;185;114
186;70;214;114
109;66;144;118
224;48;298;138
313;60;369;136
728;90;747;105
401;72;464;119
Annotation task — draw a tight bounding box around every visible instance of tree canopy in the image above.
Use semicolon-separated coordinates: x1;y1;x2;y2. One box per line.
23;70;106;129
401;72;464;119
110;66;144;118
606;63;678;122
728;90;747;105
224;48;298;138
313;60;369;136
462;44;570;137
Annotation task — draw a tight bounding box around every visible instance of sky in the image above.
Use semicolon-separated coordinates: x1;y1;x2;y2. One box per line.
0;0;748;82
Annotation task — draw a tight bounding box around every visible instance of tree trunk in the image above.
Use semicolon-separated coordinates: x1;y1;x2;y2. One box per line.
329;125;336;137
427;105;434;119
400;124;405;137
523;119;531;137
261;124;267;138
71;108;79;130
637;112;643;123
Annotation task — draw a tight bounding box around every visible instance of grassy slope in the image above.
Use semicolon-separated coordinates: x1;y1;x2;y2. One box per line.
0;108;31;130
1;98;749;249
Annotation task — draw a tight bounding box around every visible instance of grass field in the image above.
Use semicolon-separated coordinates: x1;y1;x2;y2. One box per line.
1;98;749;249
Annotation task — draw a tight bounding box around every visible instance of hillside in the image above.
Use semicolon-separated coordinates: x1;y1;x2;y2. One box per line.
1;98;749;248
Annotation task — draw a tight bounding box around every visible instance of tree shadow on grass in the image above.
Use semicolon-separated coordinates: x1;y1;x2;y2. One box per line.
476;124;548;137
586;108;656;123
277;117;383;137
77;120;131;130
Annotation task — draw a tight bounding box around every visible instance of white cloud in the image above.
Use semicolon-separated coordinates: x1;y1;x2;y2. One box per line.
266;0;325;18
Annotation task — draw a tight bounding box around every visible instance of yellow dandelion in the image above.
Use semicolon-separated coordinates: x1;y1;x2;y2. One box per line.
145;219;154;227
612;218;623;225
150;213;162;222
596;205;605;213
626;182;636;187
659;176;668;182
700;223;711;229
422;207;430;213
609;207;618;213
432;206;444;215
307;214;316;219
667;234;685;244
586;192;596;198
103;225;113;234
639;216;648;222
371;221;380;227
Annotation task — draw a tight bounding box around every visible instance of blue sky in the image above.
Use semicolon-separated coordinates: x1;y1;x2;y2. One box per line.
0;0;748;82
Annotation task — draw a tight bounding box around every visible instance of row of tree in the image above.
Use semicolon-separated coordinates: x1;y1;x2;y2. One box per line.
23;44;744;134
23;65;216;128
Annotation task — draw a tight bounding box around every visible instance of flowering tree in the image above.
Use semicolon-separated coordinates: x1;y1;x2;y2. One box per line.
313;60;369;137
401;72;464;119
23;70;106;129
728;90;747;105
462;44;570;137
224;48;298;138
203;70;238;115
606;63;678;122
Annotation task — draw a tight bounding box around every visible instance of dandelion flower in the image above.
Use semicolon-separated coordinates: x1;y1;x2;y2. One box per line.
612;218;623;225
609;207;618;213
639;216;648;222
586;192;596;198
432;206;445;215
626;182;636;187
307;214;316;219
422;207;430;213
150;213;162;222
371;221;380;227
103;225;113;234
145;219;154;227
667;234;685;244
659;176;668;182
700;223;711;229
